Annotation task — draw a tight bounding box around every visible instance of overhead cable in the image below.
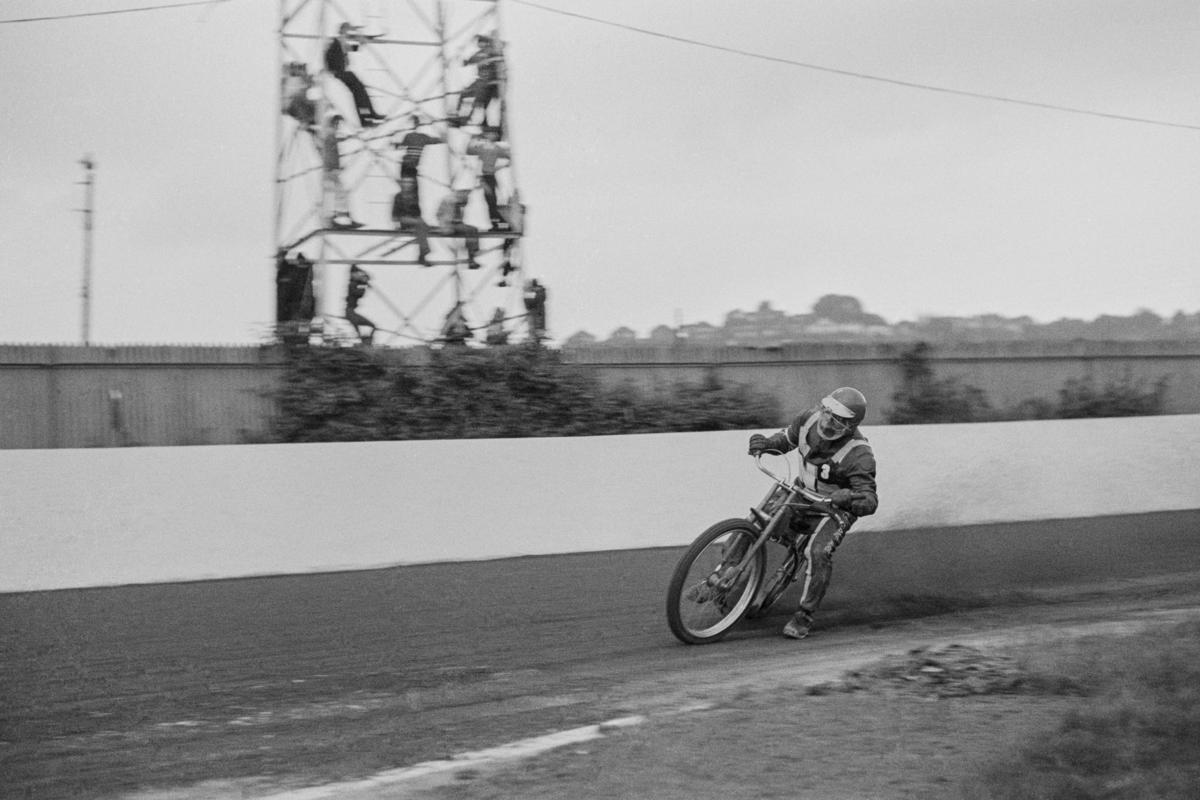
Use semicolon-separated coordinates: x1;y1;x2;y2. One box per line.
0;0;224;24
511;0;1200;132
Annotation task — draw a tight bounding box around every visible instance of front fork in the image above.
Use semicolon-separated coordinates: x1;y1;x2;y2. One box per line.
710;486;791;593
723;483;852;597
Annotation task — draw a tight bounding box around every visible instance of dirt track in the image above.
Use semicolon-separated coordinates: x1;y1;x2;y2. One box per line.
3;512;1200;799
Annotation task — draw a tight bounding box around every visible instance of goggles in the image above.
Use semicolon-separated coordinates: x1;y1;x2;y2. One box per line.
818;403;854;435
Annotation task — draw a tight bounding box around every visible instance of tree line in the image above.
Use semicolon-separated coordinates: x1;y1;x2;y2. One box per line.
268;341;1168;443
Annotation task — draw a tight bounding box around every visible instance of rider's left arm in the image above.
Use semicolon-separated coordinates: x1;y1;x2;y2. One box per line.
839;449;879;516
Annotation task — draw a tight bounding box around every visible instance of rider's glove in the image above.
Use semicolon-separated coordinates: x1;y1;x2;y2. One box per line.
830;489;856;510
747;434;770;456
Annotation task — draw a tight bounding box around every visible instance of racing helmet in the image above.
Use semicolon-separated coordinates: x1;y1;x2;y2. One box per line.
815;386;867;441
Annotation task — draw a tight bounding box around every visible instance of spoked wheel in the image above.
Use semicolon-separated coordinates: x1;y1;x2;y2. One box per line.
667;519;765;644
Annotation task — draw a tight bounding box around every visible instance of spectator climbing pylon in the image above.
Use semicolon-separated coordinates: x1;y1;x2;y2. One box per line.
274;0;532;347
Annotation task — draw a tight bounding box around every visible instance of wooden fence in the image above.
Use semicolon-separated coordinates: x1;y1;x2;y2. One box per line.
1;340;1197;448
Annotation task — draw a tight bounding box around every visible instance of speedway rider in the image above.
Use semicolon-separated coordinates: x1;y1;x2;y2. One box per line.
747;386;878;640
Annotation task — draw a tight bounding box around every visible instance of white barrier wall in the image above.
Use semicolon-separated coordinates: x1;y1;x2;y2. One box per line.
3;415;1199;593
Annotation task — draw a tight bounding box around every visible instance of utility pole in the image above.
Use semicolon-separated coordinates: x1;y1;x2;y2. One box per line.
78;154;95;345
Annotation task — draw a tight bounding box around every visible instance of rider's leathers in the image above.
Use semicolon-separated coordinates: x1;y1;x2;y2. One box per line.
757;406;878;617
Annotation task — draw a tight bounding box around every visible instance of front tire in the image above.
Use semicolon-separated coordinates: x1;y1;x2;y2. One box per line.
666;519;765;645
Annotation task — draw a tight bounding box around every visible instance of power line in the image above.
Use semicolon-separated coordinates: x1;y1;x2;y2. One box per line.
511;0;1200;133
0;0;223;24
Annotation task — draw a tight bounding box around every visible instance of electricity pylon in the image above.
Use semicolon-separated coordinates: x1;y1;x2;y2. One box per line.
274;0;531;347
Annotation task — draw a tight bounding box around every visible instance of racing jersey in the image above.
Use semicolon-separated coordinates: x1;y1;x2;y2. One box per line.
760;406;878;517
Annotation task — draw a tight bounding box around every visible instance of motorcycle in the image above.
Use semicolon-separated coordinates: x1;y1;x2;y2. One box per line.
666;452;851;645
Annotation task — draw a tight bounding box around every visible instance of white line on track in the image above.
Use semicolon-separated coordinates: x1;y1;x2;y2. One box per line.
260;715;647;799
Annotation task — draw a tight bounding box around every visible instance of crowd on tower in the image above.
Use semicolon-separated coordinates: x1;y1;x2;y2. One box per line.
277;19;544;348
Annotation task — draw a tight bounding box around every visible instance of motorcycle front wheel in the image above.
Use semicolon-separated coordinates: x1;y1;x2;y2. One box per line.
666;518;765;645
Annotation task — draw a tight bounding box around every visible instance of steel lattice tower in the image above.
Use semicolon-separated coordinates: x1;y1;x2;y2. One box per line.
275;0;535;347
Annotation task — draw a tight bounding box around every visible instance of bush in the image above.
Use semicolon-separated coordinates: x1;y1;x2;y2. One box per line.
998;397;1057;421
887;343;1171;423
270;346;394;442
1057;372;1169;418
268;345;780;442
887;342;995;424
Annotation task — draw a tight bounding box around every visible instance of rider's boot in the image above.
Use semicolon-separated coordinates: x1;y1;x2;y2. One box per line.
782;610;813;640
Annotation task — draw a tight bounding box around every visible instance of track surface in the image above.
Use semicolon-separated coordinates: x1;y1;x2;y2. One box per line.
3;511;1200;799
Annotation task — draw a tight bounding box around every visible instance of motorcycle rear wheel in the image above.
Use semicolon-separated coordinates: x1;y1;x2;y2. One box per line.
666;519;765;645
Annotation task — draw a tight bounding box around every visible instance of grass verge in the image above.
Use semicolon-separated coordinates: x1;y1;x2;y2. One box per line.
967;619;1200;799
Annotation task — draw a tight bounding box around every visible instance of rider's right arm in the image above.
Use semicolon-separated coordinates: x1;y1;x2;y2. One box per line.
753;410;812;455
779;408;818;450
759;428;794;454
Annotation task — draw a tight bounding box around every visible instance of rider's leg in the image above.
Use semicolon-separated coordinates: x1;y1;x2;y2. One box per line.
783;516;847;639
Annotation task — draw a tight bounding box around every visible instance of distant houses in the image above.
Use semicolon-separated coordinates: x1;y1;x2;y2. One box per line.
562;296;1200;348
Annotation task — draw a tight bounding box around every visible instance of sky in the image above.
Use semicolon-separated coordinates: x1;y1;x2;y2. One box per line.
1;0;1198;345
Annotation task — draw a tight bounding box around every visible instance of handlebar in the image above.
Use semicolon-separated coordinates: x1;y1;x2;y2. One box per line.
753;453;850;525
